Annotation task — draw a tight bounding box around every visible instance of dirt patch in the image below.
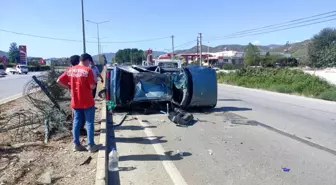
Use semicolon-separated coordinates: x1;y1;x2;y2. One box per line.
0;81;105;185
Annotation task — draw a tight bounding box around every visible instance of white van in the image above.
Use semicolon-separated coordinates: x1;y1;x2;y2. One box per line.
154;59;182;68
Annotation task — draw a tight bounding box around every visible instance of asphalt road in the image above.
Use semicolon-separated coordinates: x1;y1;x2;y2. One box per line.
0;72;44;101
115;84;336;185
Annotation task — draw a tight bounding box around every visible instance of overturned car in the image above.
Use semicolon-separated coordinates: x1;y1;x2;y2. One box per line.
105;65;217;110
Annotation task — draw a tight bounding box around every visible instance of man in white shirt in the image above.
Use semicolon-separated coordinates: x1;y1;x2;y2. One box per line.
90;61;104;98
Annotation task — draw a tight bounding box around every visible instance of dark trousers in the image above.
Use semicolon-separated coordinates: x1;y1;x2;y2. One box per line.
92;83;97;98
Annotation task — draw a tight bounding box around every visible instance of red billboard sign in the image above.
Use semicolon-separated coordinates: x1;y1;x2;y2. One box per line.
19;45;27;65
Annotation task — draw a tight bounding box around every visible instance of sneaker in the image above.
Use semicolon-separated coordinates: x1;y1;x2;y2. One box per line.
87;144;101;153
73;144;87;152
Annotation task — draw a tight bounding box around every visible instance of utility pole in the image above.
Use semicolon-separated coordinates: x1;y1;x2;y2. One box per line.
196;36;199;56
81;0;86;53
171;35;175;60
130;50;133;65
86;20;109;63
199;33;202;66
208;41;210;64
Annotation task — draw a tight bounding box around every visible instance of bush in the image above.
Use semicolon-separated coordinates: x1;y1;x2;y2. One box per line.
217;68;336;101
7;63;16;68
28;65;50;71
274;57;298;67
222;63;234;70
317;89;336;101
220;63;243;70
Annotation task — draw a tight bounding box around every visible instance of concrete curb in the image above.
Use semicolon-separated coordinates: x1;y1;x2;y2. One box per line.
0;93;23;105
95;101;107;185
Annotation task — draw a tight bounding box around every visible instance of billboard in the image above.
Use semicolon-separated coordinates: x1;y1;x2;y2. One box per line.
19;45;27;65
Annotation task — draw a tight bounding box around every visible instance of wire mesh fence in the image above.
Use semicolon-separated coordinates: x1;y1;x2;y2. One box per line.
0;68;72;145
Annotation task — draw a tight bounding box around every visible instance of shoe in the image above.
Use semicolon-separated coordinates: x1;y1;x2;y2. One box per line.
73;144;87;152
87;144;101;153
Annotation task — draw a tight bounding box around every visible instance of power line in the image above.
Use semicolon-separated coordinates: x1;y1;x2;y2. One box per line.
210;10;336;40
101;36;170;43
0;29;170;44
0;29;83;42
174;39;197;49
219;14;336;38
210;17;336;41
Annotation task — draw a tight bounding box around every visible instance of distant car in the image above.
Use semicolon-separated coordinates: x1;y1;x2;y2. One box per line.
154;59;182;68
0;65;5;75
105;65;217;109
6;65;29;74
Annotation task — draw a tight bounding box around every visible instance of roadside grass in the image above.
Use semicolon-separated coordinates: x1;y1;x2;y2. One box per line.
217;68;336;101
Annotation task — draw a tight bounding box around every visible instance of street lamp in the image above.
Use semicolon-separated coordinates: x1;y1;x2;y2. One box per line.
81;0;86;53
86;20;109;56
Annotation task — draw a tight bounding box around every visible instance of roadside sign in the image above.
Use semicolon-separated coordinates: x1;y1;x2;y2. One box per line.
19;45;27;65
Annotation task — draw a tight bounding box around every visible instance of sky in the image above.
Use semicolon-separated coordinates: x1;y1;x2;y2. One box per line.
1;0;336;58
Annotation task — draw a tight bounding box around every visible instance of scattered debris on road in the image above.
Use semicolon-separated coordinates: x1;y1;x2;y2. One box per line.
208;149;213;155
282;167;290;172
80;156;93;166
168;108;194;126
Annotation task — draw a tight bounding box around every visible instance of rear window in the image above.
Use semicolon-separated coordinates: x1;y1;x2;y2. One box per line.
158;62;178;68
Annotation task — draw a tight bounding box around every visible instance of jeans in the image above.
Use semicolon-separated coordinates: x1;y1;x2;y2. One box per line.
73;106;95;146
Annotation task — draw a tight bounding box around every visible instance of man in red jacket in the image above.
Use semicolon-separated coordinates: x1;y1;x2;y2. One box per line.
57;53;99;152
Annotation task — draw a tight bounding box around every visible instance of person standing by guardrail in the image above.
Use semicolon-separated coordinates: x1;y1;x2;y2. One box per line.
57;53;100;153
90;61;104;99
69;55;86;134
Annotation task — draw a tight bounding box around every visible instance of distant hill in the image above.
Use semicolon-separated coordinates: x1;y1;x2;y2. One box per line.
175;41;309;58
93;52;115;63
152;51;166;57
0;50;8;57
270;40;310;60
93;51;166;63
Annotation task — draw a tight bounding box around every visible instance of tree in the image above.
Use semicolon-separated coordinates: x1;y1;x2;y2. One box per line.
261;52;274;67
308;28;336;68
114;48;144;65
8;42;20;63
244;43;260;66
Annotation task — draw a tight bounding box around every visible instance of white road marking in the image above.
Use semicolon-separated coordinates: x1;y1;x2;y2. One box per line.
137;118;188;185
